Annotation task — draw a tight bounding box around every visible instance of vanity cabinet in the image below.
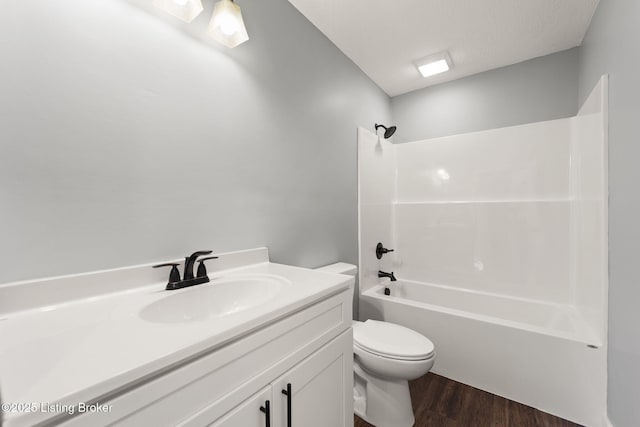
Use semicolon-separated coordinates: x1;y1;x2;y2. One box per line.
192;329;351;427
271;330;351;427
59;289;353;427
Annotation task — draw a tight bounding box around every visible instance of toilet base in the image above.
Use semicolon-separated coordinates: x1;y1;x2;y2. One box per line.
353;362;415;427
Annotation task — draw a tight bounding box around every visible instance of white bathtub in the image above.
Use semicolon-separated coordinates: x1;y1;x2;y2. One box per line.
359;279;607;427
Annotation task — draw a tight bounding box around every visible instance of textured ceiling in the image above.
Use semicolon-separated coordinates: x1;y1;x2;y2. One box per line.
288;0;600;96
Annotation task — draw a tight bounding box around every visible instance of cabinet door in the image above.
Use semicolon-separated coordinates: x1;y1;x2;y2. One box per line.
272;330;353;427
208;386;272;427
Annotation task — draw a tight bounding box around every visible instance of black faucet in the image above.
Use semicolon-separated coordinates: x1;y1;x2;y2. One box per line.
184;250;213;280
378;270;397;281
153;250;218;290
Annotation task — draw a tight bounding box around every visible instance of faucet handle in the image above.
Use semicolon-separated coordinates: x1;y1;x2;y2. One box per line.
153;263;181;284
196;256;219;278
376;242;395;259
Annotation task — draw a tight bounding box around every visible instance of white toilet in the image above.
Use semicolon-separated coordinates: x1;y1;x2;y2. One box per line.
316;263;436;427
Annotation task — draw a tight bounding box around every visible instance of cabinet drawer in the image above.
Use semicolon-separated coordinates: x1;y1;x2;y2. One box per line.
58;290;351;427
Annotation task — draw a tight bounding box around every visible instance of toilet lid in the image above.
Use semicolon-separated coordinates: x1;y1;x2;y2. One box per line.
353;320;435;361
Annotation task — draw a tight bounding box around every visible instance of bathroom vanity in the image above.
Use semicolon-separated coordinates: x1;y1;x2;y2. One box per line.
0;248;354;427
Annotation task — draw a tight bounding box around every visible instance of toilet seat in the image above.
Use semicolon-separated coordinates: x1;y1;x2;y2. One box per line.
354;341;435;362
353;320;435;361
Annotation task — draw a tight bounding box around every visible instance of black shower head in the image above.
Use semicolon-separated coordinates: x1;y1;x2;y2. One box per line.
375;123;397;139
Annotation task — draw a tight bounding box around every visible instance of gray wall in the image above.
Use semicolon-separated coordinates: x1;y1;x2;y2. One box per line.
578;1;640;425
0;0;391;284
390;48;579;142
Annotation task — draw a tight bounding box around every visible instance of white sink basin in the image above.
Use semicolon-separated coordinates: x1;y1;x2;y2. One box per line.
140;274;291;323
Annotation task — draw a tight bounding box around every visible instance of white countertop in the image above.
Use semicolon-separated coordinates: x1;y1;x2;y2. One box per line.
0;255;353;427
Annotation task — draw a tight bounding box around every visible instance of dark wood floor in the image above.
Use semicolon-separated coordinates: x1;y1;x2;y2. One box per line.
354;373;581;427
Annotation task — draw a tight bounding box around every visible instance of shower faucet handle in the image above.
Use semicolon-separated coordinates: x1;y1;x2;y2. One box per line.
376;242;395;259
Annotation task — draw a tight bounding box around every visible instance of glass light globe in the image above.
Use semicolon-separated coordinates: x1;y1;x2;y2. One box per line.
153;0;203;23
208;0;249;48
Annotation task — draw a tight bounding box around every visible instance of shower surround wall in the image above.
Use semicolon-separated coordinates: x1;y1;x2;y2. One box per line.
394;118;573;304
358;77;608;426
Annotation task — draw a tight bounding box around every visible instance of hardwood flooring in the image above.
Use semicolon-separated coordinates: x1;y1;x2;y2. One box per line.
354;373;581;427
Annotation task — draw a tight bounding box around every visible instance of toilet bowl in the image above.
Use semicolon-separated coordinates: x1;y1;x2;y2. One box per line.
315;262;436;427
353;319;435;427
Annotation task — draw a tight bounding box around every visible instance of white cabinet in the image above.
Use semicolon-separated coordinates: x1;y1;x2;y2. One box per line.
60;289;353;427
186;329;352;427
273;331;353;427
272;331;352;427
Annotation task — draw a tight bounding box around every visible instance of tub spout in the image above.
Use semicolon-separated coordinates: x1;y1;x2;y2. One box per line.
378;270;397;281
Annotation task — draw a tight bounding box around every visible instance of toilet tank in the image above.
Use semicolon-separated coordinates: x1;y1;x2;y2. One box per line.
315;262;358;319
315;262;358;276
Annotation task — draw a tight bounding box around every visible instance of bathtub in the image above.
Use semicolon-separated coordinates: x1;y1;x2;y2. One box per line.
359;279;607;427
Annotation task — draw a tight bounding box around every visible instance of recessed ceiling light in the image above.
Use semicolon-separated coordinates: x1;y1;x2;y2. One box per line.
415;51;452;78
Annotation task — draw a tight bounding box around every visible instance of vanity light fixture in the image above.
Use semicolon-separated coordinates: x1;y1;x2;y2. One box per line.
153;0;204;23
207;0;249;48
415;51;452;78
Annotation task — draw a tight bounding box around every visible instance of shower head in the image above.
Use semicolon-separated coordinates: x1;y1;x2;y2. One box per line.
375;123;397;139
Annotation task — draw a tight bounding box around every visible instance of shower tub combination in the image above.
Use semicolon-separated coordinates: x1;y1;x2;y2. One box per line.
357;77;608;426
360;280;605;426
